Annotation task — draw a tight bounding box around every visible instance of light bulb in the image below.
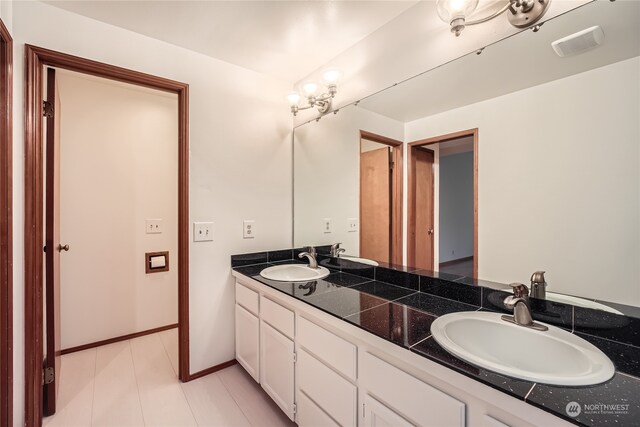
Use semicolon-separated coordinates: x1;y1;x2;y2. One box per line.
436;0;478;22
302;82;318;96
287;92;301;106
322;69;342;85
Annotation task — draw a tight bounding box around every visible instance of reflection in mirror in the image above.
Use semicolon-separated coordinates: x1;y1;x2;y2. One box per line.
293;0;640;312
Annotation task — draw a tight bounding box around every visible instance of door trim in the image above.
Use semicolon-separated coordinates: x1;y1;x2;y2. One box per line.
359;130;403;265
0;18;13;427
407;129;478;276
24;45;190;426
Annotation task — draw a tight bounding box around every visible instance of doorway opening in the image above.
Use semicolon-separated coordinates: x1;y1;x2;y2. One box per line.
359;130;403;266
24;45;190;426
408;129;478;277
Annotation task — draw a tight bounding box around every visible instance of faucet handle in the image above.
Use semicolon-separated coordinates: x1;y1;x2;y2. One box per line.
330;242;342;250
509;282;529;298
530;271;546;284
306;246;316;255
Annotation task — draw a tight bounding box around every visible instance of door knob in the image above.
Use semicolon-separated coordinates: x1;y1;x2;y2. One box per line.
427;229;434;235
58;244;70;252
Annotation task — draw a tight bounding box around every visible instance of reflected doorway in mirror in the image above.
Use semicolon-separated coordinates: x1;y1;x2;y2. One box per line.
408;128;478;277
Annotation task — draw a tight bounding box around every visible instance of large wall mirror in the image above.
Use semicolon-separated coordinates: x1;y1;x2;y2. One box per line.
293;1;640;311
293;0;640;313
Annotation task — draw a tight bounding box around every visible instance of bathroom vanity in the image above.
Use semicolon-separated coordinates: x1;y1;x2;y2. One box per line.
231;251;639;427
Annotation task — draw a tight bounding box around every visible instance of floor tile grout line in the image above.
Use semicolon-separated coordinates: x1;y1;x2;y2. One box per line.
90;348;98;427
217;369;256;426
128;339;148;427
158;329;179;378
178;381;201;427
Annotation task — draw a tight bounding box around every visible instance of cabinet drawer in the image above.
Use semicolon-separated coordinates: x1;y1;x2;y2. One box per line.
261;296;294;339
362;352;465;427
298;316;357;381
236;282;259;315
298;349;357;427
297;390;340;427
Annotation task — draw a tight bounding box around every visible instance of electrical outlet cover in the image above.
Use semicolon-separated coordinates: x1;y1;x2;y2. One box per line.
347;218;358;232
243;220;256;239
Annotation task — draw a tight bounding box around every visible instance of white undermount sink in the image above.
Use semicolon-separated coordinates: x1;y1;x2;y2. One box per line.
260;264;330;282
430;311;615;386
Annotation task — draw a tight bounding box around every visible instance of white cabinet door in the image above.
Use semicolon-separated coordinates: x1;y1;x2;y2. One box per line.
261;321;295;421
364;395;414;427
235;304;259;382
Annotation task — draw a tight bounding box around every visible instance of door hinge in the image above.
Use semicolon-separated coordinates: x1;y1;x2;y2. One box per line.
389;160;395;170
293;403;297;415
43;101;54;118
44;367;54;385
293;352;297;363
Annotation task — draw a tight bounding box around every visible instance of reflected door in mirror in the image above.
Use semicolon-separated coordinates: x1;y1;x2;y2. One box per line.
360;147;392;263
413;148;434;270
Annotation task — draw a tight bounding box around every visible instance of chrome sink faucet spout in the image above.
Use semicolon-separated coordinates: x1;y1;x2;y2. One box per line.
298;246;318;269
502;283;548;331
330;242;346;257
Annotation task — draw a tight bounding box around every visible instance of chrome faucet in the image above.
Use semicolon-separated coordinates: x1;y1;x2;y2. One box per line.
502;283;548;331
298;246;318;269
330;243;346;257
530;271;547;299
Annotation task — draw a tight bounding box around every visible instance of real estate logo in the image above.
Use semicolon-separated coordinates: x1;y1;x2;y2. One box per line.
566;401;582;417
565;400;630;417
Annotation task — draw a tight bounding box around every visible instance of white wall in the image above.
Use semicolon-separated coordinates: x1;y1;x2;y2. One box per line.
57;71;178;349
294;107;403;256
0;0;12;33
439;151;474;263
405;57;640;306
12;2;292;425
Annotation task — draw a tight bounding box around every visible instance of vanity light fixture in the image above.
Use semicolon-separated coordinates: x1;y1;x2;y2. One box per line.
436;0;551;36
287;69;341;116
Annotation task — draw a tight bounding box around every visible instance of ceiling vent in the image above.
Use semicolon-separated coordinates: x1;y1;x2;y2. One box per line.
552;26;605;57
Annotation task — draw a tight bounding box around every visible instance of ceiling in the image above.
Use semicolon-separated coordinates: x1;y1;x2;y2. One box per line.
357;0;640;122
42;0;419;82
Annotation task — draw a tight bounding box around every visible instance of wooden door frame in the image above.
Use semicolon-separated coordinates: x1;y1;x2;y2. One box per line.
408;128;478;276
0;18;13;427
359;130;403;265
24;45;190;426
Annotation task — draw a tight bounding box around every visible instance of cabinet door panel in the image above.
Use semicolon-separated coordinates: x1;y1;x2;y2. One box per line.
261;321;295;420
364;395;414;427
298;316;357;381
297;391;340;427
235;304;259;381
298;349;357;427
363;352;465;427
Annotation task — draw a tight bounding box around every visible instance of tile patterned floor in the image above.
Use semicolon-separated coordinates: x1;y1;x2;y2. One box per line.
43;329;295;427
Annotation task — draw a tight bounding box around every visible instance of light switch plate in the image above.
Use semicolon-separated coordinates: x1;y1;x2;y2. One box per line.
243;220;256;239
145;219;163;234
347;218;358;232
322;218;332;234
193;222;214;242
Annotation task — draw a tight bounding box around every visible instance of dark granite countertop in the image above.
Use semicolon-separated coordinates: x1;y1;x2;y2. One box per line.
232;261;640;427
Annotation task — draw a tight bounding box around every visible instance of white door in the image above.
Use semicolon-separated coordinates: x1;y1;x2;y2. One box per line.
260;321;295;420
235;304;259;381
363;395;414;427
